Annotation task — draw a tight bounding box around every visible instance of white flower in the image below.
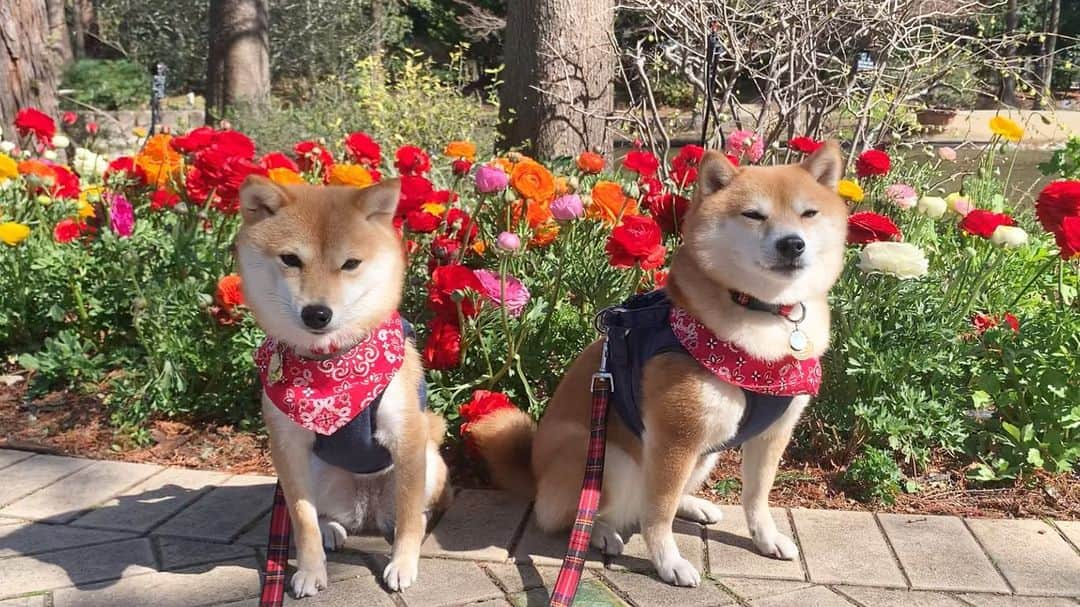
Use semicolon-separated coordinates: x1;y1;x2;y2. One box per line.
51;134;70;149
857;242;929;279
917;195;947;218
43;150;58;161
990;225;1028;249
72;147;108;178
0;141;15;154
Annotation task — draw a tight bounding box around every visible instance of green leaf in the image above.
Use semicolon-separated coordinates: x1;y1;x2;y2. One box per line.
1026;448;1044;469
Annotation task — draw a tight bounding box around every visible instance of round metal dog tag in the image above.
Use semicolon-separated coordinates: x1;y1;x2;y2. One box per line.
789;329;809;353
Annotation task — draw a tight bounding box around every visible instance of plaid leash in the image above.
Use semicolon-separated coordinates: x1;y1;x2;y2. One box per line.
259;481;291;607
549;337;612;607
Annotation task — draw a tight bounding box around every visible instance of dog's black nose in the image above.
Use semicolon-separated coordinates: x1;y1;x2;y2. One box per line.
301;305;333;330
776;235;806;259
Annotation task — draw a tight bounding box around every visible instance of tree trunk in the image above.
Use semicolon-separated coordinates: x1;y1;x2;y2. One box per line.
205;0;271;124
44;0;72;67
1000;0;1019;106
499;0;615;157
0;0;60;127
1036;0;1061;109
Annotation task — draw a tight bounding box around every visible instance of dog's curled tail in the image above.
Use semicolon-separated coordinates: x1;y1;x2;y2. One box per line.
467;408;537;498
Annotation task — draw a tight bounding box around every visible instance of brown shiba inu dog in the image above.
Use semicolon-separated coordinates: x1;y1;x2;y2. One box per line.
236;176;450;597
469;144;848;586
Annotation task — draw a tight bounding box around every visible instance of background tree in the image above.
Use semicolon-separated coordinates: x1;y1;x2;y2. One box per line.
499;0;615;157
0;0;60;126
206;0;271;123
1036;0;1061;109
1000;0;1019;106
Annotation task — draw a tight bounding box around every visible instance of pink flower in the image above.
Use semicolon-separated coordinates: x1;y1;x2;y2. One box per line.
725;130;764;163
496;231;521;251
108;193;134;238
885;184;918;209
474;269;531;317
550;194;584;221
475;165;509;193
937;146;957;162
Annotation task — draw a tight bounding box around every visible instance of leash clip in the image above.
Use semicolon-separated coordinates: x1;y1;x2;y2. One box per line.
591;337;614;393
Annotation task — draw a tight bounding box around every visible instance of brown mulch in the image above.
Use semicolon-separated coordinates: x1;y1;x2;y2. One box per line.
1;379;1076;520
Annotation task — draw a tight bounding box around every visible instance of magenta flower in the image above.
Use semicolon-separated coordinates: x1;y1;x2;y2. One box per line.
550;194;584;221
108;193;134;238
474;269;531;317
475;165;509;193
496;231;521;251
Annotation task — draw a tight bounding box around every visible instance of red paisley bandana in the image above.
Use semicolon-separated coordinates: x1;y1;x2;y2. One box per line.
255;313;406;435
669;307;821;396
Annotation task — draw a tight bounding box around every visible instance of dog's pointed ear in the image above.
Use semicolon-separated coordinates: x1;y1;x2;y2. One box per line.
801;141;843;189
696;150;738;199
354;178;401;225
239;175;291;226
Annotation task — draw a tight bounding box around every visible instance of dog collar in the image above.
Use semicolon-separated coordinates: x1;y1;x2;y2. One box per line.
729;290;799;318
254;312;406;435
729;291;813;358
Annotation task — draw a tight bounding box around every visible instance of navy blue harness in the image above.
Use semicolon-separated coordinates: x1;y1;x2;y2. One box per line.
312;319;427;474
599;290;795;452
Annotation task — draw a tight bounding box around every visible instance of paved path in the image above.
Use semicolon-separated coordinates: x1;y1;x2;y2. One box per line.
0;449;1077;607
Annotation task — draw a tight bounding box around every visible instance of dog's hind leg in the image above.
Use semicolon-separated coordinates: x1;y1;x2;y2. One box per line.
676;453;724;524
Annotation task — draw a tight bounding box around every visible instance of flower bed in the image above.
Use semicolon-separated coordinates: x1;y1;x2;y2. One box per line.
1;110;1077;502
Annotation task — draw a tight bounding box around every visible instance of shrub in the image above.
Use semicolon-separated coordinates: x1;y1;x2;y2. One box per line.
841;447;904;505
61;60;149;111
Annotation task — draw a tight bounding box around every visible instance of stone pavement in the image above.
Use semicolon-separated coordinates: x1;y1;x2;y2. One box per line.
0;449;1077;607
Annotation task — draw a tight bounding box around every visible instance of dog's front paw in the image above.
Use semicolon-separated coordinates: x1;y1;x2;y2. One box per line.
591;522;625;556
290;564;328;598
656;554;701;587
320;520;347;552
752;529;799;560
383;556;419;592
677;495;724;525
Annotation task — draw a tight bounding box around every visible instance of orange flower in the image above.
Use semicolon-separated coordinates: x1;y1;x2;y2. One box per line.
134;134;183;188
491;157;515;176
511;198;554;228
444;141;477;161
588;180;639;225
17;159;56;181
328;163;373;188
554;176;570;196
215;274;244;312
577;151;605;174
268;167;304;185
510;159;556;203
530;221;560;247
471;240;487;255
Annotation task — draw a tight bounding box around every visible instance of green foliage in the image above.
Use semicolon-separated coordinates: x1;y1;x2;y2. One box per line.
61;59;149;111
94;0;208;94
841;447;904;505
1040;136;1080;179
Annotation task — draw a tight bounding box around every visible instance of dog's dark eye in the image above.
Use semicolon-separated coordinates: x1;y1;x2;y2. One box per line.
742;210;767;221
341;259;362;271
279;254;302;268
802;209;819;218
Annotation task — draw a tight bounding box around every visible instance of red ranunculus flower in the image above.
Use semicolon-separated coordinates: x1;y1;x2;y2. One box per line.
104;157;148;186
427;263;483;320
972;312;1020;336
53;218;92;243
789;136;824;154
395;145;431;176
344;131;381;167
648;192;690;235
960;209;1016;239
446;208;478;244
405;210;442;233
458;389;516;437
725;153;741;166
452;159;473;176
399;175;434;217
847;211;902;244
430;234;462;265
150;188;181;211
47;163;81;199
260;151;299;172
671;145;704;186
61;111;78;126
422;318;462;370
1057;215;1080;260
855;149;891;178
623;149;660;178
14;108;57;144
215;274;244;312
652;269;669;288
606;215;666;270
293;140;334;180
171;126;218;154
1035;180;1080;238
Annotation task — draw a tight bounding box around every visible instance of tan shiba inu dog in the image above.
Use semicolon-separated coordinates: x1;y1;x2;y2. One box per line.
469;144;848;586
236;176;450;597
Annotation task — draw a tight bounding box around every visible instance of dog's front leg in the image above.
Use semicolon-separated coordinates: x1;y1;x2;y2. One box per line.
263;400;326;597
641;431;703;587
383;410;427;591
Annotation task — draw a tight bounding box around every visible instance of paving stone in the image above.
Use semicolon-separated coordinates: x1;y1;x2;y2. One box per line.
790;508;906;587
0;538;156;593
835;586;966;606
51;558;260;607
509;579;627;607
602;569;735;607
957;594;1080;607
421;489;530;562
714;577;812;601
222;567;395;607
0;460;161;523
484;563;565;593
156;537;255;570
73;467;229;533
749;585;853;606
390;558;503;607
1055;520;1080;551
609;519;703;573
965;518;1080;596
878;513;1009;593
0;450;35;470
0;596;48;607
706;505;805;580
470;600;514;607
0;522;134;558
513;517;702;573
513;518;604;569
154;474;275;542
0;455;93;508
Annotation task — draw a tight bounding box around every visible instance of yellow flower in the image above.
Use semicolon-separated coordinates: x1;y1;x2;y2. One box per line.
132;127;148;138
328;164;373;188
0;222;31;246
837;179;864;202
0;153;17;182
421;202;446;216
268;168;304;186
443;141;476;161
989;116;1023;142
77;199;96;218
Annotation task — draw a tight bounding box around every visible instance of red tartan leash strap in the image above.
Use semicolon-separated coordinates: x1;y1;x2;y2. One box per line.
259;481;291;607
549;336;613;607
